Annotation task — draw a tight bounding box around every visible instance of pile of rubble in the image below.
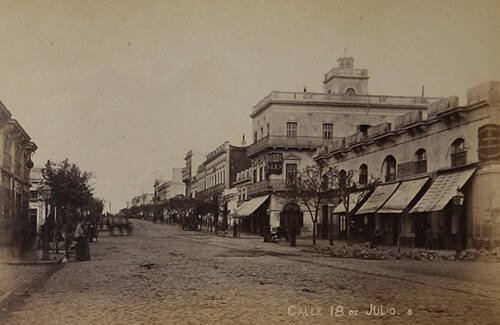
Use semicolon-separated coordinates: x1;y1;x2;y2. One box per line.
305;245;500;262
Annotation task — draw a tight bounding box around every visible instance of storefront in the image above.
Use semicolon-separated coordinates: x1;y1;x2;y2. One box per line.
410;167;476;249
236;195;270;235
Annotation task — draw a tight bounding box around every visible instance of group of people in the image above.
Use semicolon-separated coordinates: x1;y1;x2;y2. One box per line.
63;219;94;261
40;216;97;261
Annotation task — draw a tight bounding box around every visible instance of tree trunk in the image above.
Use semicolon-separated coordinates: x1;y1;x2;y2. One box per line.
329;214;334;246
346;212;352;246
312;221;317;245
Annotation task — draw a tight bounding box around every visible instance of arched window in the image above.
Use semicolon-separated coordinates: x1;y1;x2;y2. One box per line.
450;138;466;167
339;169;347;188
345;88;355;96
382;155;396;182
359;164;368;185
414;149;427;174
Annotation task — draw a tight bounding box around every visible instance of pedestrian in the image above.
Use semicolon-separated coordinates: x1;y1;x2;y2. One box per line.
75;219;90;261
233;220;238;238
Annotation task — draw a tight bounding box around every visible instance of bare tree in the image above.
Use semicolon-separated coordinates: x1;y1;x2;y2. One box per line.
283;164;337;245
330;167;379;245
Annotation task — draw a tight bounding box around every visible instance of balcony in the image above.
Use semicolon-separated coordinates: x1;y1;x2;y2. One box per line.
367;122;392;138
415;160;427;174
247;135;329;157
451;151;467;168
398;160;428;178
197;183;225;198
246;179;288;197
394;111;424;129
428;96;460;117
345;132;367;147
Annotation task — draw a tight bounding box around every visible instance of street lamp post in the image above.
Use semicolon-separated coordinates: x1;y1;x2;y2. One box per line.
453;188;465;257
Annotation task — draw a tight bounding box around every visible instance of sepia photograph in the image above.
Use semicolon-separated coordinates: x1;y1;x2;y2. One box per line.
0;0;499;324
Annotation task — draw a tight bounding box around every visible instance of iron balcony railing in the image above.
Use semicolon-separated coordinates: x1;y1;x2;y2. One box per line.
451;151;467;167
414;160;427;174
246;179;288;197
247;135;331;157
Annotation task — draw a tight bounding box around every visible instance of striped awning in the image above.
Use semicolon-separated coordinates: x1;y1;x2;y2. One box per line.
378;177;429;214
332;192;366;214
355;183;400;215
410;168;475;213
237;195;269;217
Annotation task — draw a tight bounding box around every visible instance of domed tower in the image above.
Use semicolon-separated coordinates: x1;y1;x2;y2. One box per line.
323;49;369;95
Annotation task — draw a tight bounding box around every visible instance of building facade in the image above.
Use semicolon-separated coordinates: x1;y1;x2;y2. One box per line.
28;167;49;234
153;167;186;202
194;141;251;200
317;81;500;249
182;150;207;198
0;100;37;244
240;54;444;237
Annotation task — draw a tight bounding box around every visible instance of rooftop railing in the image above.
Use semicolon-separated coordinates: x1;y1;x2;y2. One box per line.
252;91;442;115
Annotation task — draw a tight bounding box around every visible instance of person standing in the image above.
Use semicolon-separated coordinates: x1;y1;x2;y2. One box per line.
63;222;74;259
74;219;90;261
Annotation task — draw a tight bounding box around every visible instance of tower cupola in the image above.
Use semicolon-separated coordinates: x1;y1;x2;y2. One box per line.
323;49;369;95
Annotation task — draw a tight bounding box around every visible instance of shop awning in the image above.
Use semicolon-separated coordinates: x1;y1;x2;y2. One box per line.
410;168;476;213
236;195;270;217
332;192;367;214
355;183;400;215
378;177;429;214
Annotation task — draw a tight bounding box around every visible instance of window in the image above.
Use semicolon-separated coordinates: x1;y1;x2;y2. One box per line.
450;138;466;167
359;164;368;185
286;163;298;185
254;132;258;143
339;215;346;232
414;149;427;174
339;169;347;188
30;190;38;200
383;155;396;182
259;166;264;182
357;124;371;134
286;122;297;138
323;123;333;140
345;88;355;95
253;169;257;183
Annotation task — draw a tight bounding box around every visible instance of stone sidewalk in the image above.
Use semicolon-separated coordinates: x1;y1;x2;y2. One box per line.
0;246;62;316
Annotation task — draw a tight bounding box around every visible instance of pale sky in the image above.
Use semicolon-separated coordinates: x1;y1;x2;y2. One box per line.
0;0;498;212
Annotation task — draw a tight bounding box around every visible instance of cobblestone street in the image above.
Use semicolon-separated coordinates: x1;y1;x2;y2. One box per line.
2;220;499;324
